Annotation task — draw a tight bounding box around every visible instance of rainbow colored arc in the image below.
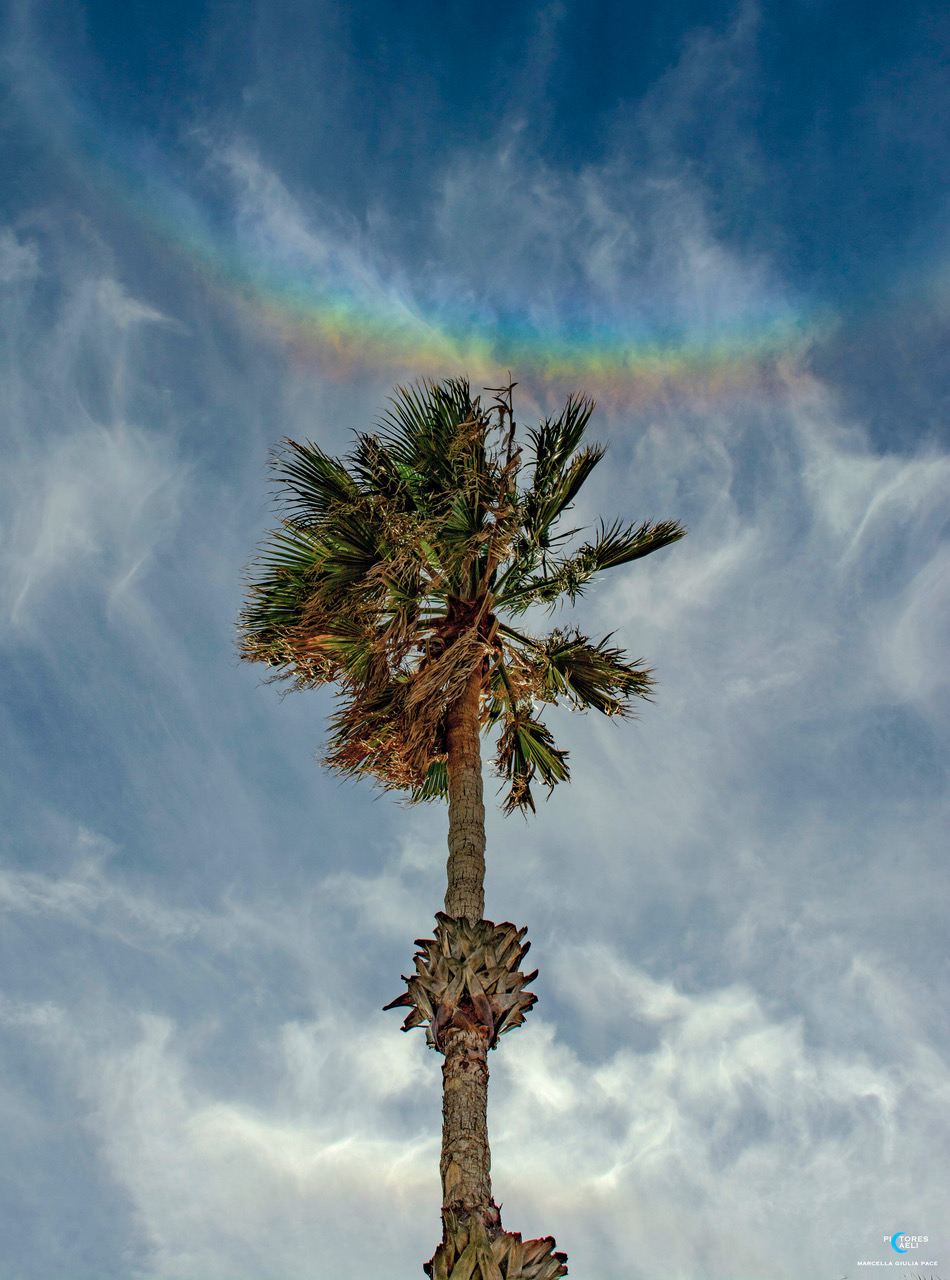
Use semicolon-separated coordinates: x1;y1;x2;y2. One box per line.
75;105;820;401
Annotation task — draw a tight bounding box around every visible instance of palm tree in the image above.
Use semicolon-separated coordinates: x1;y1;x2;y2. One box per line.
237;377;685;1279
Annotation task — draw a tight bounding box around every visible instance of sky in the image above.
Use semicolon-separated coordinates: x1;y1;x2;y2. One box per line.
0;1;948;1278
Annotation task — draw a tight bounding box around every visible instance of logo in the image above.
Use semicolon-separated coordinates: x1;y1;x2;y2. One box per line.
855;1230;937;1268
884;1233;928;1253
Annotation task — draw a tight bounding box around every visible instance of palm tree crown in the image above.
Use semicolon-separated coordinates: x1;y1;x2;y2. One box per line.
238;377;685;814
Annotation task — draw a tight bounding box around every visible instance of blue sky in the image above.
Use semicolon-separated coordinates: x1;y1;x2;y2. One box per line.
1;2;948;1278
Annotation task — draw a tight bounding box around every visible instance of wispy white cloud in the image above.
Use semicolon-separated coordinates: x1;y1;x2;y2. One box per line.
491;987;943;1280
0;226;40;283
431;143;790;341
1;417;185;630
0;830;204;945
0;243;189;635
217;142;433;339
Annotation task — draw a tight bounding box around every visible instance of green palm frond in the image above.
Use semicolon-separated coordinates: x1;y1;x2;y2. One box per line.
276;438;362;521
494;713;570;815
500;625;655;715
499;515;686;611
584;515;687;569
412;760;450;803
527;395;595;496
377;379;489;499
522;395;604;544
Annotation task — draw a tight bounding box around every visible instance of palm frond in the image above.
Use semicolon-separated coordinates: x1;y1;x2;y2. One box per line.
274;439;362;521
527;395;596;497
522;395;604;545
412;761;449;803
494;622;653;710
533;629;654;714
493;713;570;815
377;379;485;493
322;676;438;790
583;516;687;569
499;515;686;611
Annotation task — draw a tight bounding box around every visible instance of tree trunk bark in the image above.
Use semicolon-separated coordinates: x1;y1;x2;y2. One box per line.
441;666;500;1235
444;668;486;923
439;1024;497;1233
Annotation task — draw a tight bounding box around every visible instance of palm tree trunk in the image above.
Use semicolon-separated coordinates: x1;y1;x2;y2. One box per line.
444;667;486;923
441;667;500;1236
